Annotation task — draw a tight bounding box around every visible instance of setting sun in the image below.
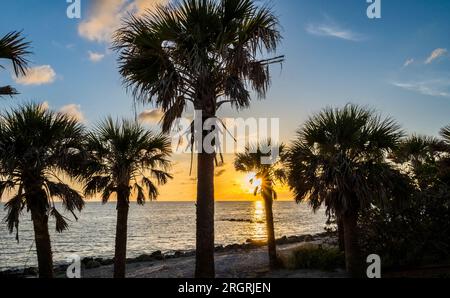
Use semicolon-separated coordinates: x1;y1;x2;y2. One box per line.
242;172;263;194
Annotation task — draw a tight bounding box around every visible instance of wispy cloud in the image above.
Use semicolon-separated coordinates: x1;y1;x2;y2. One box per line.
138;109;164;124
403;58;414;67
14;65;56;86
425;48;448;64
78;0;167;43
306;18;365;41
88;51;105;62
392;80;450;98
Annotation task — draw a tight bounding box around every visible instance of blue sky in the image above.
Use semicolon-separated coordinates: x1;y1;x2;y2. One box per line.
1;0;450;142
1;0;450;201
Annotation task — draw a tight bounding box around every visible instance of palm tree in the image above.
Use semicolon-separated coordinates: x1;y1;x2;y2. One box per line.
113;0;283;277
83;118;172;278
285;104;406;277
391;135;446;189
0;103;86;278
234;141;285;269
0;31;31;97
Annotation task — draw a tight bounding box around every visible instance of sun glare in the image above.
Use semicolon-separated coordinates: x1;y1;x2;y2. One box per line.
242;172;263;194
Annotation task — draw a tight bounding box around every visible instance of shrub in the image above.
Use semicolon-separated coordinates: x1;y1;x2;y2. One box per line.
281;244;345;271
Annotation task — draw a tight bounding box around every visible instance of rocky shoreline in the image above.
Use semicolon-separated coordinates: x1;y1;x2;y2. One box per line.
0;232;336;278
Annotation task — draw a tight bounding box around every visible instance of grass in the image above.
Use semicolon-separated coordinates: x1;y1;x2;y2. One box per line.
279;244;345;271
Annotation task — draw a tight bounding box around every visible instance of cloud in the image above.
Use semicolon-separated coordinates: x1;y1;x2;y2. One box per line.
88;51;105;62
138;109;164;124
41;101;50;111
425;48;448;64
392;80;450;98
306;22;364;41
78;0;167;43
59;104;85;122
403;58;414;67
14;65;56;86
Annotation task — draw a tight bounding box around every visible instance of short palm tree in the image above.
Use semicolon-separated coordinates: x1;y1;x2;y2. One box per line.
285;104;405;277
234;141;285;269
391;135;446;189
0;103;86;278
0;31;31;97
113;0;283;278
83;118;172;278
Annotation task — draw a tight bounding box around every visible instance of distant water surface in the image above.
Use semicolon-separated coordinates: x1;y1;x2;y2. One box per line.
0;201;327;270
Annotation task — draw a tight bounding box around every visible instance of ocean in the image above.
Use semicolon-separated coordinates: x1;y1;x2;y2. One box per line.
0;201;327;270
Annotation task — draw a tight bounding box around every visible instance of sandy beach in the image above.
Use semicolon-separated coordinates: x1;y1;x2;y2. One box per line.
77;234;346;278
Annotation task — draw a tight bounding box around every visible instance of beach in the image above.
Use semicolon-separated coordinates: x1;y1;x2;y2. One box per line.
1;232;346;278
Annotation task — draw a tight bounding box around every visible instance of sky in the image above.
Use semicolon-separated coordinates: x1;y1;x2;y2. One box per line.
1;0;450;201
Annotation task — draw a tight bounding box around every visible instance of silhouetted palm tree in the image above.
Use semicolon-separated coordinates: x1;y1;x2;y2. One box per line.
234;141;285;269
113;0;283;278
0;103;86;278
391;135;446;189
439;126;450;184
285;104;406;277
0;31;31;97
83;118;172;278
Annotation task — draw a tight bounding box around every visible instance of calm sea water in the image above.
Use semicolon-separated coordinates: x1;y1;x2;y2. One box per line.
0;201;327;270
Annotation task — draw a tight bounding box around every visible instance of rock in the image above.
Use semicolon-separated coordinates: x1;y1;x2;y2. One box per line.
23;267;38;276
303;235;313;242
85;260;101;269
134;254;154;262
151;251;164;260
173;251;183;258
82;257;94;265
100;259;114;266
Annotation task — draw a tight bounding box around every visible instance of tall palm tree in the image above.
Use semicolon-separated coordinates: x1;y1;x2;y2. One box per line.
234;141;285;269
285;104;406;277
0;31;31;97
0;103;86;278
83;118;172;278
113;0;283;277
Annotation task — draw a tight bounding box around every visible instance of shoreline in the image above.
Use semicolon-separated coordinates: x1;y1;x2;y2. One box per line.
0;232;336;278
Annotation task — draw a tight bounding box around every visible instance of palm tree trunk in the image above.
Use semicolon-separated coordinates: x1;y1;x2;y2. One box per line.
337;216;345;251
30;208;53;278
114;194;129;278
342;212;363;278
195;150;215;278
263;197;277;269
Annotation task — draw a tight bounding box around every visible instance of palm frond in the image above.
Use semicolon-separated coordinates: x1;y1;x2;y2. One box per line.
50;208;69;233
0;31;31;76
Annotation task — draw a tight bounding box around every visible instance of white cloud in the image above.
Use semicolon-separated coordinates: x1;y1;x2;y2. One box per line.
88;51;105;62
306;22;364;41
78;0;167;43
425;48;448;64
59;104;85;122
14;65;56;86
392;80;450;98
403;58;414;67
41;101;50;111
138;109;164;124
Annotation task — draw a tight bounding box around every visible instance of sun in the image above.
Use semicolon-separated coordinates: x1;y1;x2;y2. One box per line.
242;172;263;194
